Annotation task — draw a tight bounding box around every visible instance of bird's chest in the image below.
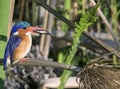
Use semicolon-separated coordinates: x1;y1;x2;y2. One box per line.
13;34;32;60
20;35;32;52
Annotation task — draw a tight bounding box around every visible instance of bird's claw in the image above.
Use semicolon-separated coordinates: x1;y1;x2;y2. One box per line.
12;58;29;65
20;58;29;62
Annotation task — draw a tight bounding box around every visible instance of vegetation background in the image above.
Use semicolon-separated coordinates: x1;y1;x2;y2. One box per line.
0;0;120;89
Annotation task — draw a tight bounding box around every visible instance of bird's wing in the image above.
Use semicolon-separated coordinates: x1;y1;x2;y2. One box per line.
3;36;21;70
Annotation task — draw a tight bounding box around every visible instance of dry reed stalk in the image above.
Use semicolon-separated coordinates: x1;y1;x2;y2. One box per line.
77;61;120;89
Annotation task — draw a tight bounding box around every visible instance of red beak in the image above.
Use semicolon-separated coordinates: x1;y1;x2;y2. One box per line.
25;26;53;37
26;26;48;34
26;26;44;32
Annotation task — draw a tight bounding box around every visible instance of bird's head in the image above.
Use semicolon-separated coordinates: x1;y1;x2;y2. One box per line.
11;21;48;37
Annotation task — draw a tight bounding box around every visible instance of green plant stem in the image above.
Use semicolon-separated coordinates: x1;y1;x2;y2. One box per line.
113;55;117;66
25;0;29;21
62;0;71;31
82;0;85;15
32;0;37;25
58;4;99;89
111;0;117;34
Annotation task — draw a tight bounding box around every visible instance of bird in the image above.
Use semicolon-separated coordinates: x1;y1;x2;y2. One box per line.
3;21;48;70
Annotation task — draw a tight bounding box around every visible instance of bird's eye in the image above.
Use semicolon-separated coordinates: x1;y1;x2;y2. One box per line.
23;27;27;29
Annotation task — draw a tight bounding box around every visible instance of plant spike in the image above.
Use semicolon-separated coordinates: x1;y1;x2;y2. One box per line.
58;3;99;89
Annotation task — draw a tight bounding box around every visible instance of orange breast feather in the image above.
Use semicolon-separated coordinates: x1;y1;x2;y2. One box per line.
13;32;32;61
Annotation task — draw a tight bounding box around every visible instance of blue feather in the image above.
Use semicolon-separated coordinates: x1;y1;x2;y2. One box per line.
3;21;30;70
3;36;21;70
11;21;30;34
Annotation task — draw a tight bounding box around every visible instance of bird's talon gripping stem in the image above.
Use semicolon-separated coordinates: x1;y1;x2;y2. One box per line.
20;58;29;62
11;58;29;66
12;60;20;65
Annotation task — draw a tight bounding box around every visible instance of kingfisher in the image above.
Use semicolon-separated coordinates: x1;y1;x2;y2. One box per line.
3;21;48;70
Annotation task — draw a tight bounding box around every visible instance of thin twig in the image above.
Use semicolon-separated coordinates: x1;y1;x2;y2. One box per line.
39;0;50;53
90;0;120;50
13;59;82;72
85;32;120;58
8;0;15;39
43;0;55;58
19;0;25;21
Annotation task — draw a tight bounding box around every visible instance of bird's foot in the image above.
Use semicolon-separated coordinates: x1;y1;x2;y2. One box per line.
11;58;29;65
20;58;29;62
12;60;20;65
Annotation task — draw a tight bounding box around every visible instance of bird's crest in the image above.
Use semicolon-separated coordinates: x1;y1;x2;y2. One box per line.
11;21;30;35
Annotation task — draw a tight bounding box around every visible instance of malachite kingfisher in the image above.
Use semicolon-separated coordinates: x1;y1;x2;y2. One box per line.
4;21;48;70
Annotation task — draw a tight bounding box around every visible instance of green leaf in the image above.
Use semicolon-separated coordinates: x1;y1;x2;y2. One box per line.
0;1;11;88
